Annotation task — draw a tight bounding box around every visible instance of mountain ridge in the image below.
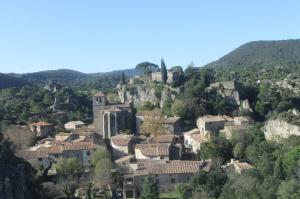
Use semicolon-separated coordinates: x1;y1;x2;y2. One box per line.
205;39;300;70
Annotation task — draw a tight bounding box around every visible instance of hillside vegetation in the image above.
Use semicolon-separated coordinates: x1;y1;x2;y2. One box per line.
0;73;28;89
206;39;300;70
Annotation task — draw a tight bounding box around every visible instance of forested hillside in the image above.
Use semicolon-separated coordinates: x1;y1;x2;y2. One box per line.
206;39;300;70
0;73;28;89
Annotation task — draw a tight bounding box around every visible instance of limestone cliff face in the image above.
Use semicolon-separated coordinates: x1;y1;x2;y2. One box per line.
118;84;180;108
263;119;300;140
207;81;241;105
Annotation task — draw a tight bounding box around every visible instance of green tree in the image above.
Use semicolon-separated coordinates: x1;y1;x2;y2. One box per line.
276;179;300;199
233;142;245;159
92;147;111;166
141;176;159;199
171;99;187;117
121;72;126;84
273;157;285;179
55;157;82;177
161;58;168;84
282;146;300;177
176;183;192;199
94;158;113;187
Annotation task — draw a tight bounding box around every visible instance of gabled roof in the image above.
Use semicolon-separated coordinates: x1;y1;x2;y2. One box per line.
17;148;49;159
133;160;210;176
48;141;94;154
94;92;106;97
151;134;174;143
233;161;253;170
198;115;226;122
111;134;134;146
135;143;170;157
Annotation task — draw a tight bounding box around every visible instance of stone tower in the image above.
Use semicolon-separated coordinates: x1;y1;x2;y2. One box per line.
93;91;135;139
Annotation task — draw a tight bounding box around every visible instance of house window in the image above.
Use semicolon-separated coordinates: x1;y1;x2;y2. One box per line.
38;158;43;161
171;178;175;184
86;151;90;156
187;176;190;180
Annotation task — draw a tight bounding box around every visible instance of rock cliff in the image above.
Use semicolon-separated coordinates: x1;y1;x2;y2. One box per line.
118;83;180;108
263;119;300;141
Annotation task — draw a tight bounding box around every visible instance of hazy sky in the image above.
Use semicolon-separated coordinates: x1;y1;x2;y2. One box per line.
0;0;299;73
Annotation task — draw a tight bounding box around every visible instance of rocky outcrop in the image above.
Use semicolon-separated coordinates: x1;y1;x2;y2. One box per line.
263;119;300;141
118;83;180;108
207;80;241;105
275;77;300;94
240;99;253;112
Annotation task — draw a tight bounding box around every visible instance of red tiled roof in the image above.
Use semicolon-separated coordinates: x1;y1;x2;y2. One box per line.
111;134;133;146
29;122;52;127
151;135;174;143
135;143;170;157
134;160;210;176
48;141;94;154
94;92;106;97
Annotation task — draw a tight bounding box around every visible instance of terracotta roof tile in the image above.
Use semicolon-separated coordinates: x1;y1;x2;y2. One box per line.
29;122;52;127
94;92;106;97
111;134;134;146
134;160;210;176
135;143;170;157
48;141;94;154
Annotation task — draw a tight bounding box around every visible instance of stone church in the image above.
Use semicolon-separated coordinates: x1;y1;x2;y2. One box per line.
93;91;135;139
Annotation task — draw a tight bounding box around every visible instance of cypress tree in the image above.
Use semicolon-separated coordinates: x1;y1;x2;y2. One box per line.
161;58;168;84
274;157;285;179
121;72;126;84
141;176;160;199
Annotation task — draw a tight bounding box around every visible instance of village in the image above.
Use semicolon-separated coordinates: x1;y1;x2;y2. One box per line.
17;70;259;199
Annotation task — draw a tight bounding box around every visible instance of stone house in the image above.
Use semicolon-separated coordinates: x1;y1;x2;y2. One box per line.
123;160;211;199
151;70;182;84
196;115;233;135
48;141;96;167
111;134;136;159
17;148;51;170
64;121;85;131
93;91;134;139
234;116;250;126
184;128;209;153
136;112;181;134
29;122;53;138
222;159;254;174
135;143;171;160
207;80;242;105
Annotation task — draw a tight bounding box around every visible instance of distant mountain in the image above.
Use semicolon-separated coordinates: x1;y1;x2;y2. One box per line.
0;73;28;89
1;68;142;90
10;69;89;85
90;68;143;77
205;39;300;70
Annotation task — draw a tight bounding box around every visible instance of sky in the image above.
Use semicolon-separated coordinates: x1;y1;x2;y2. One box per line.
0;0;299;73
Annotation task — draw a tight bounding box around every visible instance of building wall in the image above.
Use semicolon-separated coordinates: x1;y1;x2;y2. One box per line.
111;143;129;159
135;149;169;160
197;119;225;133
93;95;134;138
36;126;53;138
184;134;200;153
